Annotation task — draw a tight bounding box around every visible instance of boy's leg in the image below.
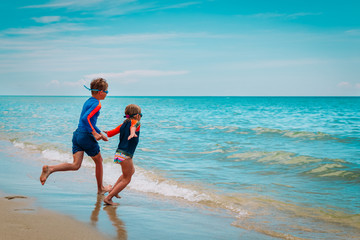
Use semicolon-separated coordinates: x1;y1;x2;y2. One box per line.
104;158;135;205
91;152;111;194
40;151;84;185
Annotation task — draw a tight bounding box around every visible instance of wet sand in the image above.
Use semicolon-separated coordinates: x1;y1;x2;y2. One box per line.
0;194;111;240
0;139;265;240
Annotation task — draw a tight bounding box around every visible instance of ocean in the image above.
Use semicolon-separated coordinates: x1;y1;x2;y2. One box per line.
1;96;359;239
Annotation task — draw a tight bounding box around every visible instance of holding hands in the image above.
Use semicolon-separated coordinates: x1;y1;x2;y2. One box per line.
92;131;108;141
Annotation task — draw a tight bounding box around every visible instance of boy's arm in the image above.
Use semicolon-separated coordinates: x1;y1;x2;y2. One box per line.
81;101;102;134
92;130;102;141
100;132;108;141
105;124;122;138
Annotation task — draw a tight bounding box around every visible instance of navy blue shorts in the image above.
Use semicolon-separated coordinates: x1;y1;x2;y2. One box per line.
72;129;100;157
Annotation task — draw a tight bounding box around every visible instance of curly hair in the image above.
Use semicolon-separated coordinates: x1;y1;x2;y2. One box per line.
90;78;108;94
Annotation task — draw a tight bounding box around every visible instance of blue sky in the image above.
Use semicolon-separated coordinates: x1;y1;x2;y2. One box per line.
1;0;359;96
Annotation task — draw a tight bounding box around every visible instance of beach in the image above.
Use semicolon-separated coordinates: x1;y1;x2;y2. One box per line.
1;96;359;239
0;139;259;240
0;194;111;240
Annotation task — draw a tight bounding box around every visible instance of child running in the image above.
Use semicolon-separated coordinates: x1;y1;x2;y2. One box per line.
40;78;111;194
103;104;142;205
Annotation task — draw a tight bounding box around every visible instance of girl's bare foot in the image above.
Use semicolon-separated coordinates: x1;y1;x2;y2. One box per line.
40;165;50;185
104;196;119;206
98;185;112;195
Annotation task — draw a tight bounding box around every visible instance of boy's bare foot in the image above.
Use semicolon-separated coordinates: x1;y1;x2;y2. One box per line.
104;196;119;206
98;185;112;195
40;165;50;185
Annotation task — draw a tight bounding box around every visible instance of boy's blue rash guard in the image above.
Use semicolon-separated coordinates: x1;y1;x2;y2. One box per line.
77;97;102;133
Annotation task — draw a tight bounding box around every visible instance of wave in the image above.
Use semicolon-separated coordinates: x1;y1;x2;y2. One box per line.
11;140;95;168
201;125;239;132
196;125;356;144
227;151;360;181
7;139;360;238
252;127;338;141
9;139;248;215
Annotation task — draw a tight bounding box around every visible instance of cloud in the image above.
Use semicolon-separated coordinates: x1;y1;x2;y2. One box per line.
48;80;60;86
85;70;188;78
47;79;85;87
230;59;327;69
22;0;200;16
22;1;76;8
3;23;88;35
337;82;360;89
22;0;106;9
245;12;322;19
345;29;360;35
337;81;351;88
152;2;201;11
84;70;189;83
32;16;61;23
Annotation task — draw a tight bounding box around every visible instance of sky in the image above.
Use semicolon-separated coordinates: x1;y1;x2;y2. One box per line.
1;0;359;96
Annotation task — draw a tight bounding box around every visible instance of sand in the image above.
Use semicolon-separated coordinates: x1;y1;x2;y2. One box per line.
0;195;111;240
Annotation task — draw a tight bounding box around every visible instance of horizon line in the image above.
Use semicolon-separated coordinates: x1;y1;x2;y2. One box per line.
1;95;359;98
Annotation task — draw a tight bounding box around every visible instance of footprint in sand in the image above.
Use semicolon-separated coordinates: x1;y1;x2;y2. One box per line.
5;196;27;200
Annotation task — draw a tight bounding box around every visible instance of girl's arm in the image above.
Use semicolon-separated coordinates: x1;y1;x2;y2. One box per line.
128;126;137;140
104;124;122;137
128;119;140;140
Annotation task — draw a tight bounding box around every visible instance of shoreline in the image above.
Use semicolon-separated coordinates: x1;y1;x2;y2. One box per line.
0;193;112;240
0;139;252;240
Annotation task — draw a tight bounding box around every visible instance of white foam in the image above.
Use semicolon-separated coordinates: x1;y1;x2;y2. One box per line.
11;139;248;217
12;140;95;167
13;141;25;149
41;149;94;167
41;149;73;162
102;163;210;202
13;141;38;150
138;148;156;152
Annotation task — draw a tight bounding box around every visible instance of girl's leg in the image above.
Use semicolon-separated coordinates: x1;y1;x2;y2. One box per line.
40;151;84;185
111;175;124;198
91;152;111;194
104;158;135;205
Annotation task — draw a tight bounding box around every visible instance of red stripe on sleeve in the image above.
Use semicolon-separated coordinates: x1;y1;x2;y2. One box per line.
107;124;122;137
87;102;101;132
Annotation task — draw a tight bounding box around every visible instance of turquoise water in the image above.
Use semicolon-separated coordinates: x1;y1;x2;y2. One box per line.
1;96;360;239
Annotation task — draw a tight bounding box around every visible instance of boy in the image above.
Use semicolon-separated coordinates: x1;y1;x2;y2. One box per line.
40;78;111;194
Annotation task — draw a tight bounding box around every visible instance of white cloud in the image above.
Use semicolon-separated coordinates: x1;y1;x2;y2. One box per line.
153;2;201;11
85;70;188;80
246;12;322;19
22;0;200;16
4;23;88;35
84;70;189;84
230;59;327;69
356;83;360;89
345;29;360;35
337;82;352;88
32;16;61;23
48;79;85;87
22;2;76;8
48;80;60;85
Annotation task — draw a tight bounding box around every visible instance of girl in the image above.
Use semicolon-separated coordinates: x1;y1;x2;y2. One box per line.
104;104;142;205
